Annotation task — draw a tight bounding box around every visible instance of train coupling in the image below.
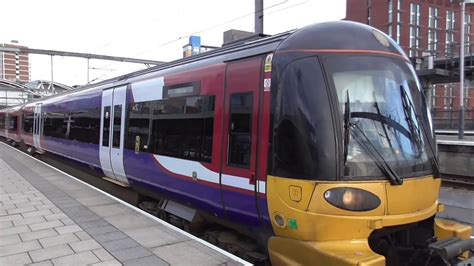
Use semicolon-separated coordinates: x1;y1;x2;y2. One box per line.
428;237;474;265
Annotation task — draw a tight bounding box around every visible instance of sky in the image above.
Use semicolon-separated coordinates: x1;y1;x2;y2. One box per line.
1;0;346;86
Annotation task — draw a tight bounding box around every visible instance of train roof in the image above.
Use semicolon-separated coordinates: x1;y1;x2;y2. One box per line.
1;21;407;110
11;28;296;109
80;29;296;89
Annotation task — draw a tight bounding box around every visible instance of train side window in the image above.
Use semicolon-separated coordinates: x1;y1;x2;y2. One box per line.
23;114;34;133
126;102;151;152
8;116;18;130
112;105;122;148
149;95;215;162
67;108;100;144
43;112;67;139
0;116;4;130
102;106;111;147
228;93;253;168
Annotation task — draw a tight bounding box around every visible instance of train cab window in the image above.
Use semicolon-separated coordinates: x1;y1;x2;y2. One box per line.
112;105;122;148
102;106;111;147
228;93;252;168
270;57;336;180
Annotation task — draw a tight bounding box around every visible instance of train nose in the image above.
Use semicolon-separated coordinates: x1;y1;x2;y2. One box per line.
266;175;452;265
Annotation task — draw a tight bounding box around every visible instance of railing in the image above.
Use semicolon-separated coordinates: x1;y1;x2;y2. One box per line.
431;108;474;130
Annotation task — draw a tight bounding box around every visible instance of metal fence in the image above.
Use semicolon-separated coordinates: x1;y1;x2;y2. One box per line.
431;108;474;130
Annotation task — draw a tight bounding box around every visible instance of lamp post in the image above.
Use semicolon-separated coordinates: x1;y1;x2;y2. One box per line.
459;1;466;139
457;0;474;138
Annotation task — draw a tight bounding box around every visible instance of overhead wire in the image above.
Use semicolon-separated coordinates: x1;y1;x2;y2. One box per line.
90;0;291;82
90;0;309;83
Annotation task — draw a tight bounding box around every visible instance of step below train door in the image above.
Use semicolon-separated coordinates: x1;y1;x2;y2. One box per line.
99;86;129;186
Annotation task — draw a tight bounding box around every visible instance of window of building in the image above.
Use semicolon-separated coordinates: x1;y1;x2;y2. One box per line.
228;93;252;168
368;8;371;25
443;84;454;110
428;6;439;55
397;24;402;44
446;10;455;57
466;14;471;53
367;0;372;25
396;0;402;44
388;0;393;37
409;3;421;57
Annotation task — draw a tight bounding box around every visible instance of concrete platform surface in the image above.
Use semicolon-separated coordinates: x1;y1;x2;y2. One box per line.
438;187;474;228
0;143;249;266
437;134;474;146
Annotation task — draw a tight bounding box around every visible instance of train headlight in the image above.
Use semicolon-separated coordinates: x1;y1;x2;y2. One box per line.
324;187;380;212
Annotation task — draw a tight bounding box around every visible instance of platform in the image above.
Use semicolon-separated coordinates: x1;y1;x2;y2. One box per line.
0;143;249;265
436;134;474;146
438;187;474;228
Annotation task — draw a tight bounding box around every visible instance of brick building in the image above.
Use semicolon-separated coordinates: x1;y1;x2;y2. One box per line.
0;43;30;82
346;0;474;130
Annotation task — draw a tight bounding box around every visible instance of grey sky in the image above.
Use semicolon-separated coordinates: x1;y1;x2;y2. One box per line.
1;0;345;85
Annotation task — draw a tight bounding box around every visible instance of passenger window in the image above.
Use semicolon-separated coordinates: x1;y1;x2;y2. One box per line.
67;108;101;144
112;105;122;148
150;96;215;162
126;102;152;152
228;93;252;168
23;114;34;133
8;116;18;130
102;106;111;147
43;112;67;139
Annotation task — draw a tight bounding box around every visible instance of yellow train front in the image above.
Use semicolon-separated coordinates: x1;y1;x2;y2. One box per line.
265;21;473;265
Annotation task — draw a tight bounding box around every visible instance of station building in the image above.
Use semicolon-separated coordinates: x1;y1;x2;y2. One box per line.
1;42;30;82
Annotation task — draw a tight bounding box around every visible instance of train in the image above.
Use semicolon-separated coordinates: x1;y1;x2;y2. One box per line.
1;21;473;265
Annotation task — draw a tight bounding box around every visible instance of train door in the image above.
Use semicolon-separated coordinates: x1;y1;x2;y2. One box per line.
221;57;263;226
33;103;43;149
99;86;129;185
5;114;9;139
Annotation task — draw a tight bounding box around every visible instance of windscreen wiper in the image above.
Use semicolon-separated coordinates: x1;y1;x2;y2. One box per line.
351;123;403;185
343;90;403;185
400;86;423;157
343;90;351;165
400;85;441;176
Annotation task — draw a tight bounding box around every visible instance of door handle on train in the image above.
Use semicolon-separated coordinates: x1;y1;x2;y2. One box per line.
250;172;256;185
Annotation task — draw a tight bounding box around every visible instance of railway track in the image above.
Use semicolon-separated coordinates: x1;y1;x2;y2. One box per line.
441;173;474;190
